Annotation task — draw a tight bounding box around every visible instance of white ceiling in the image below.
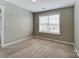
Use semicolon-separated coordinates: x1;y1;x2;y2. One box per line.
4;0;75;12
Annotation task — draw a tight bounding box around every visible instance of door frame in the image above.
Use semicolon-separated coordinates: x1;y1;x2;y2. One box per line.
0;5;4;47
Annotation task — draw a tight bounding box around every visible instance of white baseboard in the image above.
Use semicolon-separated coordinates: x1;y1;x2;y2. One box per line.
3;36;32;47
2;35;74;47
33;36;74;45
74;47;79;57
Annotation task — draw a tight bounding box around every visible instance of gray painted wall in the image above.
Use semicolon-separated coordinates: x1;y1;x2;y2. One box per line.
74;0;79;53
0;9;2;44
0;0;33;44
33;7;74;43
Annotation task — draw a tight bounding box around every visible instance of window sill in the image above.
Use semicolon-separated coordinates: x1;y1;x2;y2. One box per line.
39;31;60;35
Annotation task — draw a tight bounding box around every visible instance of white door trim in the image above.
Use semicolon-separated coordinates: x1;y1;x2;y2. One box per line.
0;5;5;47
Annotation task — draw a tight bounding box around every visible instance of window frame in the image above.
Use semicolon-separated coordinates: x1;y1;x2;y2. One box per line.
39;13;61;35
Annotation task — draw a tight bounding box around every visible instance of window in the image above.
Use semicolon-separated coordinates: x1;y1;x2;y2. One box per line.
39;13;60;34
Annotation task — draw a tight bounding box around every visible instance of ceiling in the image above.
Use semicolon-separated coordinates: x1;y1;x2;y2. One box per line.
4;0;75;12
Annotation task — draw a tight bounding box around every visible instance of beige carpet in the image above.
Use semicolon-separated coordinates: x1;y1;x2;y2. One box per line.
5;37;77;58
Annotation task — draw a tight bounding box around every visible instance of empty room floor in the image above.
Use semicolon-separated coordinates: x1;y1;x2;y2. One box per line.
5;37;76;58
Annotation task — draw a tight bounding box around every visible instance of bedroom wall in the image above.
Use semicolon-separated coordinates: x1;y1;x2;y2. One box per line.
74;0;79;55
33;7;74;43
0;0;33;45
